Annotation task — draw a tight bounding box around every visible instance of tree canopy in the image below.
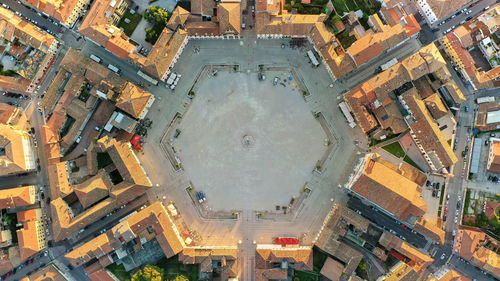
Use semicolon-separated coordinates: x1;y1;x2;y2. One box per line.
131;265;163;281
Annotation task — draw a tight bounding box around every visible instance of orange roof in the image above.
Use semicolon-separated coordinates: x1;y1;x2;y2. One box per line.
115;82;154;119
0;103;18;125
218;2;241;34
0;7;55;52
347;33;384;66
351;154;427;221
0;186;35;209
17;220;44;260
21;264;68;281
25;0;84;25
403;15;421;37
456;228;486;260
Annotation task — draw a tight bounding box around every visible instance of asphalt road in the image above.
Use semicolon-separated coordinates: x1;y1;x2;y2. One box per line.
448;254;498;281
433;0;496;34
347;196;429;250
2;0;64;34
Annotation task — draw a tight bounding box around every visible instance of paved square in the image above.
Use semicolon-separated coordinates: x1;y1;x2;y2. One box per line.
174;71;328;211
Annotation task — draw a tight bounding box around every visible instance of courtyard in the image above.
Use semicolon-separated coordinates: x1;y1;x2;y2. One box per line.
172;70;328;211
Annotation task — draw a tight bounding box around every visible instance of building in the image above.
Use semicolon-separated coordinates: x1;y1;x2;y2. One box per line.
428;267;471;281
487;138;500;173
79;0;132;59
379;232;434;273
114;83;155;120
0;124;36;176
0;7;56;53
348;154;427;223
377;261;420;280
65;202;238;279
344;43;450;136
50;136;152;241
255;246;313;281
23;0;91;27
401;89;458;173
20;264;70;281
16;209;46;260
414;0;472;26
455;227;500;278
0;185;36;210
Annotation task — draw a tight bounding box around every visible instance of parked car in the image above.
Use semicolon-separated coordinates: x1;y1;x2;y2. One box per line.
465;106;470;112
426;180;431;187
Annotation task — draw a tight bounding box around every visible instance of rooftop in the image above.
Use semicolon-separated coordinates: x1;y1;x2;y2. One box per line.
350;154;427;221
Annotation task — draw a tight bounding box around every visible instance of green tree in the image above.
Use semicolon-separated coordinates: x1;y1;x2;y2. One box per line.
145;28;159;43
132;265;163;281
170;276;189;281
143;6;170;25
331;15;341;24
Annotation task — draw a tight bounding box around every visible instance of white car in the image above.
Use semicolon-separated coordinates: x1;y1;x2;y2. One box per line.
454;217;458;223
440;253;446;260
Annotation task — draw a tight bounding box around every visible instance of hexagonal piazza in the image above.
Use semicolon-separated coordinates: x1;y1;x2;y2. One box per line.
173;70;328;211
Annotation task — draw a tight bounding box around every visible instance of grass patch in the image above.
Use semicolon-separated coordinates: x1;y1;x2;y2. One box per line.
313;247;328;272
156;255;199;281
439;184;446;206
382;142;405;158
293;270;319;281
0;64;17;77
464;189;471;216
117;9;142;37
97;152;113;169
107;263;130;281
403;155;423;172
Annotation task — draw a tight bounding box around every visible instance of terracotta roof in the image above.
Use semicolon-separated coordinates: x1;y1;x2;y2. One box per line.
347;33;384;66
115;82;154;119
167;6;190;30
24;0;85;25
185;21;220;36
218;2;241;34
0;75;31;94
484;201;500;220
0;7;55;52
47;161;72;198
382;262;420;281
88;269;115;281
65;202;184;266
429;269;471;281
0;104;18;125
488;140;500;173
17;220;44;260
133;28;187;80
20;264;68;281
472;246;500;278
0;124;35;175
424;93;448;120
191;0;217;16
424;0;472;20
320;257;344;280
402;90;458;170
0;185;35;209
453;26;473;48
456;228;486;260
443;81;466;104
255;247;313;276
403;14;421;37
414;218;445;244
79;0;134;59
74;171;112;208
351;154;427;221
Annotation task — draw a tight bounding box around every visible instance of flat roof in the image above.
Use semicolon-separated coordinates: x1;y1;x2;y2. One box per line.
487;109;500;124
